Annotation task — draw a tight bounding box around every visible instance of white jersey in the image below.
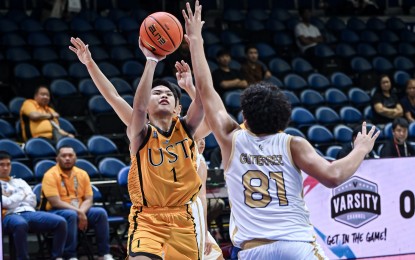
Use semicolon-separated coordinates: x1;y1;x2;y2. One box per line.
227;130;315;248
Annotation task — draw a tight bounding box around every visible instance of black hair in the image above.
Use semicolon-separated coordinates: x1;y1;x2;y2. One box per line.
0;151;11;160
244;44;257;54
298;7;310;17
57;145;75;154
170;83;182;102
216;48;231;58
152;79;179;106
392;117;409;130
241;82;291;134
34;85;49;96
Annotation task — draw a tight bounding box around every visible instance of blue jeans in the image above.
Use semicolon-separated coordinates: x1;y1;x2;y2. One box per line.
50;207;110;258
3;211;67;260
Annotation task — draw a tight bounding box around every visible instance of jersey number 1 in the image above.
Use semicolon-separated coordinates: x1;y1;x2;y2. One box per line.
243;170;288;208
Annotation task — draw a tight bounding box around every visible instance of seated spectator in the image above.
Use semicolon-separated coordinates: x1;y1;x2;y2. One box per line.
1;151;67;260
400;79;415;123
294;8;324;59
20;86;74;143
372;75;403;126
380;117;415;158
41;146;114;260
240;45;272;85
336;126;378;159
212;49;248;99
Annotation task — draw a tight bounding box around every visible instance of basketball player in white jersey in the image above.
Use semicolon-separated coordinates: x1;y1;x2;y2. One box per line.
69;36;222;259
184;1;380;259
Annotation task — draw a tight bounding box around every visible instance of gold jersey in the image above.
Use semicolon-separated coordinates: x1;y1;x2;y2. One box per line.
128;117;201;207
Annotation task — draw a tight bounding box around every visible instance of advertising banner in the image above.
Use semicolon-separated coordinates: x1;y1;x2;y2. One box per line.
304;157;415;259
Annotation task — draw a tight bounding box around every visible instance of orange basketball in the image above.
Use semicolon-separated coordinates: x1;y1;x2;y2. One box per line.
139;12;183;56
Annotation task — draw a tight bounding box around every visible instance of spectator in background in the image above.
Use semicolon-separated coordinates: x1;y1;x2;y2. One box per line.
400;79;415;123
0;151;67;260
212;49;248;99
294;8;324;60
41;146;114;260
372;75;403;126
20;86;74;143
240;45;272;85
380;117;415;158
337;126;378;159
165;38;192;76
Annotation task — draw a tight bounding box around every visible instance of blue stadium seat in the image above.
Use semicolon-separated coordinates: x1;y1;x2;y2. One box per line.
300;89;325;108
7;47;31;63
98;62;121;78
78;79;100;98
33;48;59;64
70;17;93;32
330;72;353;90
117;16;139;33
393;56;415;73
205;133;219;150
268;58;291;77
75;158;100;179
122;60;144;81
291;107;316;127
380;30;399;43
50;79;86;117
2;32;26;47
282;90;300;107
393;70;411;89
87;135;119;157
325;17;346;32
109;77;133;95
69;63;90;80
0;102;10;118
256;43;276;61
357;43;377;58
0;17;19;33
88;96;125;134
42;63;68;80
284;127;305;138
307;73;330;91
20;17;43;33
377;42;397;57
103;32;127;46
314;44;335;58
57;118;78;136
340;106;363;124
0;119;16;139
223;9;245;28
372;56;394;74
266;19;286;32
247;9;269;21
10;161;34;182
383;122;393;140
350;57;373;73
76;32;102;46
325;88;348;107
366;17;386;31
364;106;373;121
359;30;379;44
347;17;366;31
284;73;308;92
221;30;243;46
27;32;52;47
202;30;220;46
348;88;371;107
335;43;357;60
409;122;415;139
224;90;241;116
8;97;25;118
400;30;415;43
270;8;292;22
0;139;25;159
44;17;69;32
310;17;325;31
386;17;406;31
340;29;360;44
244;18;265;32
326;145;342;158
94;17;116;33
25;138;57;159
230;43;246;62
315;106;340;125
34;159;55;181
98;157;126;179
291;57;314;77
333;124;353;143
265;76;284;88
307;125;334;145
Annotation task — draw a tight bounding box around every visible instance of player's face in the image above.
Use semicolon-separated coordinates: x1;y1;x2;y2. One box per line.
0;158;11;178
35;87;51;107
246;48;258;62
149;86;176;115
393;125;408;144
56;147;77;171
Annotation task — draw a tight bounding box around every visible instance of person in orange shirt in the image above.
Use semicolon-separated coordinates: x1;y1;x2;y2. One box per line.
20;86;74;143
42;146;113;260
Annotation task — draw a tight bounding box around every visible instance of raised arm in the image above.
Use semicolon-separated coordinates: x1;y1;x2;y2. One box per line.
292;122;380;188
69;37;133;125
127;39;165;154
175;60;211;139
183;1;238;161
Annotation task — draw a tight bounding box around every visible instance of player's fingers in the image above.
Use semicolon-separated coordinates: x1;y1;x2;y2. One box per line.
182;9;189;22
186;2;194;18
361;121;367;135
68;46;77;53
77;37;87;47
70;37;81;49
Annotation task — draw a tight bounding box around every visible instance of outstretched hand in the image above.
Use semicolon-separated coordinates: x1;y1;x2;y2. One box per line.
69;37;93;65
353;122;380;155
182;1;204;44
175;60;194;92
138;37;166;62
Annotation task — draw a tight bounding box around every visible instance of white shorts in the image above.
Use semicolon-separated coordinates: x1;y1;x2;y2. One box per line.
238;240;328;260
192;197;223;260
